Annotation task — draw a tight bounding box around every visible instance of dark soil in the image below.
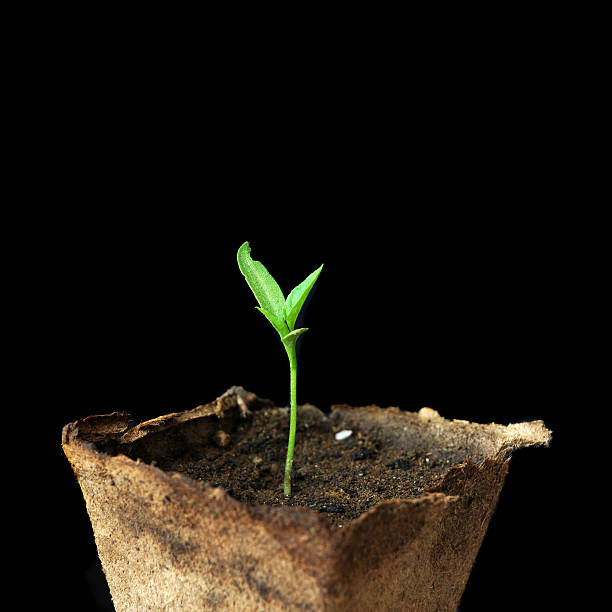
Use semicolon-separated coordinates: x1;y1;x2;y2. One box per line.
154;405;466;527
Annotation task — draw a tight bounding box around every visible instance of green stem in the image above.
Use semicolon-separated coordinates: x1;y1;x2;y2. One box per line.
284;343;298;496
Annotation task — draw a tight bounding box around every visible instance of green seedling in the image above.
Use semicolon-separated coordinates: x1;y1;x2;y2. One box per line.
237;241;323;497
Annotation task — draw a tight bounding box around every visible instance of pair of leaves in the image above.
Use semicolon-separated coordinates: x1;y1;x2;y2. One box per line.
237;241;323;347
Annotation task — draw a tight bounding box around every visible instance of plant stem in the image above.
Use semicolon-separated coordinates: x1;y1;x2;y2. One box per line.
284;343;298;496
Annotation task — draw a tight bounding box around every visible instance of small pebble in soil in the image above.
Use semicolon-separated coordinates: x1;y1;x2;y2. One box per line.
214;430;231;448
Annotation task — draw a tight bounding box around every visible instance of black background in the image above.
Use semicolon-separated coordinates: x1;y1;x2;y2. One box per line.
28;44;582;610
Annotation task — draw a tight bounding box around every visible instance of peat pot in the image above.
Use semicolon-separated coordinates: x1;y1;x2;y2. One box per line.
62;386;551;611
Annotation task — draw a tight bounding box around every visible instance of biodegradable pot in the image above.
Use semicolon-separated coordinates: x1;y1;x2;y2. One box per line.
62;387;550;611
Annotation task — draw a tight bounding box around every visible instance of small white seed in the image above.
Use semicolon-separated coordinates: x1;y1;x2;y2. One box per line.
335;429;352;441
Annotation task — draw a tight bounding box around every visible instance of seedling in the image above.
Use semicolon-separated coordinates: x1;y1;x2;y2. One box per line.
237;241;323;497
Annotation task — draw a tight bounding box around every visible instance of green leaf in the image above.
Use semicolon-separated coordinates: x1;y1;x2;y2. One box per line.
237;242;286;320
284;264;323;331
256;307;290;338
281;327;308;348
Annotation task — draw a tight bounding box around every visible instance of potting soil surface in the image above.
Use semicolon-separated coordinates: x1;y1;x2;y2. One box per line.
154;406;468;527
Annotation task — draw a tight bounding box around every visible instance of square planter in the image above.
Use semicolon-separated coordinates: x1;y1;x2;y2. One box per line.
62;386;550;611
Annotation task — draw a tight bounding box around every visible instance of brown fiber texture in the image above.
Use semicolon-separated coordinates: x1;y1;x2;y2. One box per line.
62;387;550;611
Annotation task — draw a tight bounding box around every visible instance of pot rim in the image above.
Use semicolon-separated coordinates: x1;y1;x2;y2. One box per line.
61;386;551;535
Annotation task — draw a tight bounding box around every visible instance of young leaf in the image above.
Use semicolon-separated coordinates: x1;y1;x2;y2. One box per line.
237;241;286;320
256;306;290;338
281;327;308;348
284;264;323;331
